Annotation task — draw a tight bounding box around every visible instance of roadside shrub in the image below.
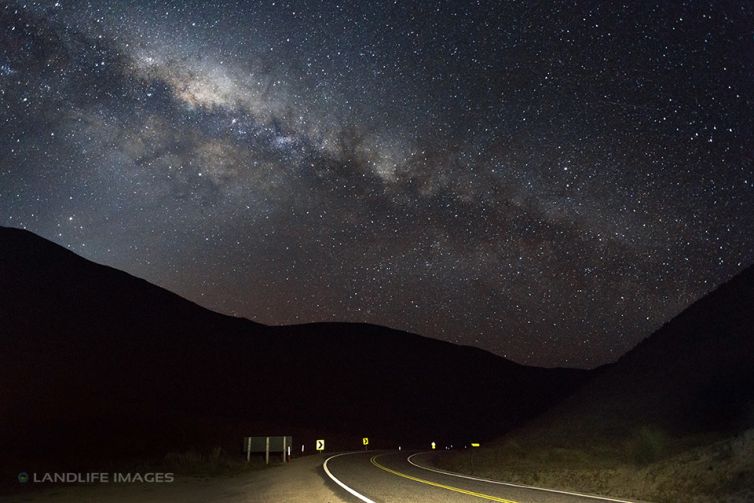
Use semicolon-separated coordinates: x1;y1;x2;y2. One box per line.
162;446;244;474
627;426;669;465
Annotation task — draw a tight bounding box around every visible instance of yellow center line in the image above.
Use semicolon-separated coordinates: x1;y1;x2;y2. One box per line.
370;454;519;503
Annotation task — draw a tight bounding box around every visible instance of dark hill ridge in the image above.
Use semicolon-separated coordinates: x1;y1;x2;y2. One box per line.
436;238;754;503
0;226;588;466
508;260;754;442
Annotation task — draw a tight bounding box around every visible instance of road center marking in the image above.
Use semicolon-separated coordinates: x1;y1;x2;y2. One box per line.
370;454;518;503
406;452;635;503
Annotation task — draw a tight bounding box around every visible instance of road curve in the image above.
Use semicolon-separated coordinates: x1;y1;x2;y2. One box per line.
323;451;637;503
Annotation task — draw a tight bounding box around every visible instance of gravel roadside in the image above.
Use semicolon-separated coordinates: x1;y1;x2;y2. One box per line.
2;454;346;503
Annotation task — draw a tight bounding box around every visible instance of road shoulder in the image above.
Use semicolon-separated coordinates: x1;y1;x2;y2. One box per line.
2;455;346;503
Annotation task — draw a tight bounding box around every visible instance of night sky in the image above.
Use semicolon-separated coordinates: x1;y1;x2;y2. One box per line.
1;1;752;367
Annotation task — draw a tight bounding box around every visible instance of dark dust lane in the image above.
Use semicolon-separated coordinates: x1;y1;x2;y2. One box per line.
324;451;639;503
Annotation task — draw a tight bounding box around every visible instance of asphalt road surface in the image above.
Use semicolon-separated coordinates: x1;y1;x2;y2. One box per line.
324;451;637;503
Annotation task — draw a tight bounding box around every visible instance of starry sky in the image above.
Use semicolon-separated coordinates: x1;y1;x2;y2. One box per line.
1;1;752;368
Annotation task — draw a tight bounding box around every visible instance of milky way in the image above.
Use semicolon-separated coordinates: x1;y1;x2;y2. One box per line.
1;1;753;367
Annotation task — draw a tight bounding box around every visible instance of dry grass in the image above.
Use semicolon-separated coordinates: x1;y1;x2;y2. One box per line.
159;446;271;476
439;429;754;503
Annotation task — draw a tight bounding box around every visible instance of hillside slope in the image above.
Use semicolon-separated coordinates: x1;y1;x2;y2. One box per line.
515;262;753;440
440;263;754;502
0;226;588;469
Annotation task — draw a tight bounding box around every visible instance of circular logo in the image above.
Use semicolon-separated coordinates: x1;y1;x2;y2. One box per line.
18;472;30;484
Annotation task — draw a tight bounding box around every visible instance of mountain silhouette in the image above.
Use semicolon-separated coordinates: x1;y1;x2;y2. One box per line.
0;226;588;468
482;261;754;447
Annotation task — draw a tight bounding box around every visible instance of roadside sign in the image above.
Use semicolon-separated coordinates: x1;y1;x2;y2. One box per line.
316;439;325;451
431;441;436;450
362;437;369;446
243;436;292;464
471;442;480;447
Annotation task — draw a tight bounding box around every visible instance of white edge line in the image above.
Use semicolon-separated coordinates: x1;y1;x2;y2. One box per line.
323;452;377;503
407;452;635;503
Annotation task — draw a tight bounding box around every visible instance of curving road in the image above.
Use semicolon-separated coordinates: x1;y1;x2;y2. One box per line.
323;451;637;503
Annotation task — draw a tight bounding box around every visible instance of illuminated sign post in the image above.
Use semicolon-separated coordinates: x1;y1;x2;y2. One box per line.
431;441;436;450
362;437;369;451
316;439;325;452
243;436;292;464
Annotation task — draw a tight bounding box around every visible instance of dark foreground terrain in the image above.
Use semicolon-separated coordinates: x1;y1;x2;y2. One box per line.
0;226;587;483
440;263;754;502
